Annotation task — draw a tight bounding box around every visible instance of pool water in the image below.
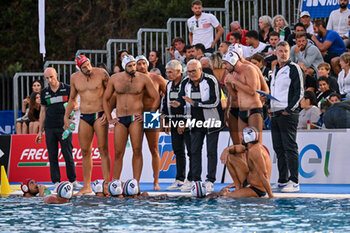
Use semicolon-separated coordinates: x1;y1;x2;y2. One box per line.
1;196;350;232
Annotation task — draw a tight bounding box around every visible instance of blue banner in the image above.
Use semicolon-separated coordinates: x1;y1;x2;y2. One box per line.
0;111;15;135
301;0;349;18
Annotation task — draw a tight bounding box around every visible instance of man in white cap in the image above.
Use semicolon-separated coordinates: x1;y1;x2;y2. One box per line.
300;11;314;35
103;55;159;185
136;55;167;191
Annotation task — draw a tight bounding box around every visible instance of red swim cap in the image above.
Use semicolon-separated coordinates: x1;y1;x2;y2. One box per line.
21;178;34;193
75;55;90;69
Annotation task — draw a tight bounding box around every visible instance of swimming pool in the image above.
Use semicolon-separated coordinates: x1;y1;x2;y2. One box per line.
1;196;349;232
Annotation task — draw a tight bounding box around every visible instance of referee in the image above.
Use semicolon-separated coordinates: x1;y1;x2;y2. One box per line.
36;68;81;190
270;41;304;193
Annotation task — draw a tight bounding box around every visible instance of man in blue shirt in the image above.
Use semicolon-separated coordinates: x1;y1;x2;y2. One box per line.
312;19;346;75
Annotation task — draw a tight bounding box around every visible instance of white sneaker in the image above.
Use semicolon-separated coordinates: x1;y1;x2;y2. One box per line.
180;180;193;192
166;180;184;190
281;181;300;193
72;181;83;189
53;182;60;193
271;182;289;191
204;181;214;192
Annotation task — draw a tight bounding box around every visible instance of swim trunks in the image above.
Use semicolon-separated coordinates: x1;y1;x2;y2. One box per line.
229;107;239;119
80;111;104;127
238;108;263;124
118;115;136;128
243;179;266;197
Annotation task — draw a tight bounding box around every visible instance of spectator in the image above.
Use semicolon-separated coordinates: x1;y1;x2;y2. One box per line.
298;91;321;129
200;57;214;75
316;77;334;106
287;23;313;47
258;15;273;43
187;0;224;53
261;31;280;70
183;45;195;66
16;79;43;134
317;100;332;128
329;92;342;103
218;41;231;55
245;30;267;58
264;107;271;130
210;52;227;84
193;43;206;60
148;50;166;77
272;15;291;41
167;37;186;64
113;50;128;73
97;63;111;76
290;32;324;92
317;62;340;93
226;21;248;45
299;11;314;35
170;59;223;192
228;32;241;44
163;60;192;191
150;68;162;76
324;99;350;128
327;0;350;42
270;41;304;193
250;53;272;87
338;52;350;98
312;19;346;73
28;92;41;134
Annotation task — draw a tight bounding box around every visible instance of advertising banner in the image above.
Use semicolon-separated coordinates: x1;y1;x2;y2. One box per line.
301;0;344;18
0;135;11;173
0;110;15;135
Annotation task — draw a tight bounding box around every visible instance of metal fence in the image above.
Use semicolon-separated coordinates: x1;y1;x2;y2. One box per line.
13;72;44;124
106;39;138;72
75;50;107;68
43;61;76;84
137;28;169;66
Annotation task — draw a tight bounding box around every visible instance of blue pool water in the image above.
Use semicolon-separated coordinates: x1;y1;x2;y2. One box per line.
1;195;350;232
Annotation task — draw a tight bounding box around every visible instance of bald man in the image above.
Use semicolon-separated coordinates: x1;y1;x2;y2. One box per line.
36;68;80;190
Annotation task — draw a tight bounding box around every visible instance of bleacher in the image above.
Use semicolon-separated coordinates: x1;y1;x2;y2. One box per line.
10;0;301;126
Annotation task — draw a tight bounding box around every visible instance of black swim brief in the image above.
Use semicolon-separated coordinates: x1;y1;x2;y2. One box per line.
118;115;136;128
243;179;266;197
229;107;239;119
238;108;263;124
80;111;104;127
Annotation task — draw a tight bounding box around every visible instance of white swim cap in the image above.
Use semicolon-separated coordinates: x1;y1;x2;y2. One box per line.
123;179;139;196
135;55;149;67
191;181;206;198
122;55;136;70
222;51;239;68
243;126;259;144
228;43;243;58
56;181;73;199
108;180;123;196
92;179;105;194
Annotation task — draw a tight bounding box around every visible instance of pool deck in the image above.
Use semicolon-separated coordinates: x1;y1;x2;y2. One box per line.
4;183;350;199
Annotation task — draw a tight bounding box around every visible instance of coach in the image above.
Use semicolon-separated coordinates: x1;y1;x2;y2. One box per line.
270;41;304;193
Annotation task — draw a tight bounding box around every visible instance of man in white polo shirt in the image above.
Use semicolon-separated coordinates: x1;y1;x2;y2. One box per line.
187;0;224;54
327;0;350;42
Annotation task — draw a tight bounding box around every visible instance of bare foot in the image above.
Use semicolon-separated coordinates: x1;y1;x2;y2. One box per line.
74;186;93;196
224;183;235;189
154;183;161;191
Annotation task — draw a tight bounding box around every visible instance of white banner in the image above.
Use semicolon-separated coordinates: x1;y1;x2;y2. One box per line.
119;130;350;184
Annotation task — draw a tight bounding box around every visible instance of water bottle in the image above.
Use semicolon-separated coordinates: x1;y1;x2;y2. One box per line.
62;123;75;140
307;120;311;130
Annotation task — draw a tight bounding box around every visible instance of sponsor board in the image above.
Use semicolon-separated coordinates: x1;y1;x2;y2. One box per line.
302;0;345;18
0;135;11;173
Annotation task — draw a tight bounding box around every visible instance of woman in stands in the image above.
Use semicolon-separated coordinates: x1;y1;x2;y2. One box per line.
272;15;291;42
113;49;128;73
316;77;334;107
258;15;273;43
338;52;350;99
16;80;42;134
28;92;41;134
298;91;321;129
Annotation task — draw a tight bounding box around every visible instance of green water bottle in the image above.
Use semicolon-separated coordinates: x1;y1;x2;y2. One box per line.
280;29;285;41
62;123;75;140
